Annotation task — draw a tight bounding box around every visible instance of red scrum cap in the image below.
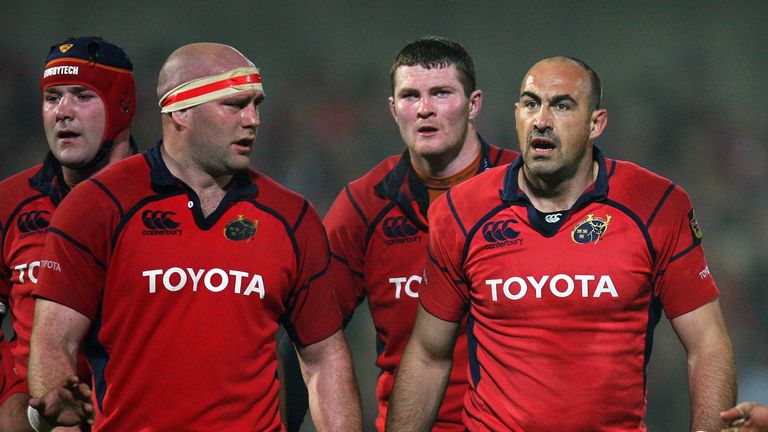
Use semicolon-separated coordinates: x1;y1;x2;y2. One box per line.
41;36;136;144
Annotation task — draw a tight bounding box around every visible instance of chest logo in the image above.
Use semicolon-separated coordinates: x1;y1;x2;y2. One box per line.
482;219;522;248
224;215;258;241
571;213;611;244
17;210;51;237
383;216;420;245
142;210;182;236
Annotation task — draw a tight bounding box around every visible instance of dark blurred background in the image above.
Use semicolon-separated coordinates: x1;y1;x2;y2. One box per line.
2;1;766;430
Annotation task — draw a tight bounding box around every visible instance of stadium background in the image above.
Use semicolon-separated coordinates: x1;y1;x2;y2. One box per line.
1;1;766;430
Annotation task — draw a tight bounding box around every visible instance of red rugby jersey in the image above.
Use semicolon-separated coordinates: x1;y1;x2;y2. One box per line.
422;148;719;431
325;138;516;431
33;144;342;431
0;154;91;383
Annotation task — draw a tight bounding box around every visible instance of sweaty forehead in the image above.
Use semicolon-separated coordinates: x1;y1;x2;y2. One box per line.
521;60;588;97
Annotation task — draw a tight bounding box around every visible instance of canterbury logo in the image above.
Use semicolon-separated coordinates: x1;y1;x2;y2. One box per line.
17;210;51;233
482;219;520;242
544;213;562;223
142;210;182;236
383;216;418;238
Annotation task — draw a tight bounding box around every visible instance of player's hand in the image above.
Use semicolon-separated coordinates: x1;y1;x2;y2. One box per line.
28;375;94;427
721;402;768;431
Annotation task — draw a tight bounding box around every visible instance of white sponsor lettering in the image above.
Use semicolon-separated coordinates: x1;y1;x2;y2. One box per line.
699;266;711;279
143;267;265;298
485;274;618;301
43;65;79;78
13;261;42;283
389;275;422;299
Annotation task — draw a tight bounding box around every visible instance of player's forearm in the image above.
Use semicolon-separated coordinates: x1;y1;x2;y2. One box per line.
688;337;736;431
386;347;452;432
301;331;362;431
28;300;83;397
28;331;78;398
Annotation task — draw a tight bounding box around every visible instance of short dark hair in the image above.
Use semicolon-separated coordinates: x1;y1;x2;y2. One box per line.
390;35;476;97
563;56;602;111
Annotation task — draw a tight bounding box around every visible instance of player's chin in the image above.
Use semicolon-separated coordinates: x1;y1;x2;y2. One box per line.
226;154;252;171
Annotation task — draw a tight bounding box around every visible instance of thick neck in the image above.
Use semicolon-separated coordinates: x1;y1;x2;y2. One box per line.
408;127;481;178
520;158;598;213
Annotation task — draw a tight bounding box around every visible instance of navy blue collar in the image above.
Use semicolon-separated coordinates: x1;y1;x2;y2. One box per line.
374;134;497;228
500;146;609;206
144;141;257;198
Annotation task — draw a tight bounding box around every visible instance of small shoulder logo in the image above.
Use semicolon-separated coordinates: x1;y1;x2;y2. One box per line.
689;209;702;239
571;214;611;244
59;44;73;53
17;210;51;237
383;216;420;245
142;210;182;236
224;215;258;241
482;219;522;249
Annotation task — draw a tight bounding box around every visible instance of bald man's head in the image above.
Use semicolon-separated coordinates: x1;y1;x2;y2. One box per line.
526;56;602;111
157;43;254;100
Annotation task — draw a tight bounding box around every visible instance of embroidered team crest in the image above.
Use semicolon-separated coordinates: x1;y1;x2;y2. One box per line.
59;43;74;53
224;215;258;241
688;209;702;239
571;213;612;244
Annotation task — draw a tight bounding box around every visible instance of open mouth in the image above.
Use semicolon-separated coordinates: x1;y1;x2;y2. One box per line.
529;135;556;150
57;130;80;139
233;138;254;148
418;125;438;134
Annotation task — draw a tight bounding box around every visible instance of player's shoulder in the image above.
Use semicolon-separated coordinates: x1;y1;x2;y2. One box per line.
607;158;692;215
340;154;402;211
0;164;46;218
431;163;509;224
250;168;316;220
487;144;519;165
449;163;508;203
347;154;401;193
0;164;43;200
65;153;152;210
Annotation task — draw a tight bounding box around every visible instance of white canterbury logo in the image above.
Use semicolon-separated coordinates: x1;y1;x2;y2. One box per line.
544;213;562;223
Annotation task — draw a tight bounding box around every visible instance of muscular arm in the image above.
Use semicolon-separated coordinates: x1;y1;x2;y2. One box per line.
670;299;736;432
386;304;460;432
28;298;93;428
296;329;362;432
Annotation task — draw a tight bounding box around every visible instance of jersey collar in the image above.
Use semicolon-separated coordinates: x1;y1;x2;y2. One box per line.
374;134;496;229
28;136;140;206
145;141;257;198
28;152;67;205
500;145;609;206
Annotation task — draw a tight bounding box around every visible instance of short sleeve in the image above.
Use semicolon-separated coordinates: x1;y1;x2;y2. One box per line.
420;191;469;322
32;181;113;320
284;202;343;346
653;188;719;318
323;186;368;322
